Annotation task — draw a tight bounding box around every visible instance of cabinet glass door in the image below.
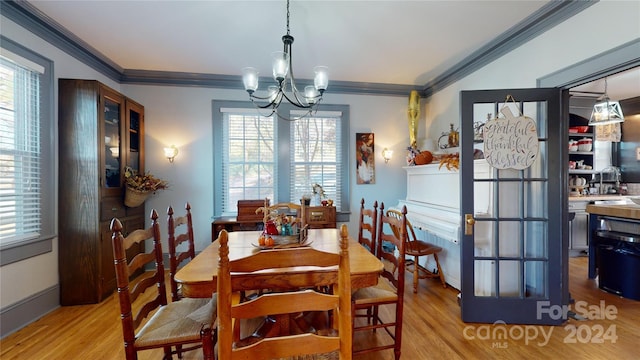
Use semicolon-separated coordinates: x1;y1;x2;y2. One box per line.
126;101;144;174
103;97;121;188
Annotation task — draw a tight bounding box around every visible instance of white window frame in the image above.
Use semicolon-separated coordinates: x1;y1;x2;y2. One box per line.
0;37;55;266
213;100;350;221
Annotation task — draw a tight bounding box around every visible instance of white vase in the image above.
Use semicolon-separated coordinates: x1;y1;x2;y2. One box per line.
312;194;321;206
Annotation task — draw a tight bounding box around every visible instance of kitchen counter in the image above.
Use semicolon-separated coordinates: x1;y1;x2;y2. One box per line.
569;195;628;202
585;203;640;220
586;203;640;286
585;202;640;301
568;196;629;256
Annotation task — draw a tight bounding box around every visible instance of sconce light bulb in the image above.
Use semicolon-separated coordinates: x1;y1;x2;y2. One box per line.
382;148;393;164
164;145;179;163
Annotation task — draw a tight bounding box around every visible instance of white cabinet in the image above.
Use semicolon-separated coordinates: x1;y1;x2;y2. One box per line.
569;200;589;256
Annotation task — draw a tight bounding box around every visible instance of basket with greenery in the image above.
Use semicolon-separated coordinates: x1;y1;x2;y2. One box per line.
124;167;169;207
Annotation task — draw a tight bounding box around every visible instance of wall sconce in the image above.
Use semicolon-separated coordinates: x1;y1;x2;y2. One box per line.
164;145;179;163
382;148;393;164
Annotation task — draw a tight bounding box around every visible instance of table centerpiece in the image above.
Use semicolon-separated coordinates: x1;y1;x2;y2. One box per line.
255;198;308;248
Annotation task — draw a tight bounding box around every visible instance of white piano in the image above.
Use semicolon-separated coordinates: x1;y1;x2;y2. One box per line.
397;159;492;290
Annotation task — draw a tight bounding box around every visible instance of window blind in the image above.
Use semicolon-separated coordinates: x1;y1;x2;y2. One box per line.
0;54;42;245
221;111;276;215
289;112;343;210
214;102;348;218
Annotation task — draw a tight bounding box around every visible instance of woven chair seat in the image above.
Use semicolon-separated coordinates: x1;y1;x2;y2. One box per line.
136;297;215;348
352;277;397;305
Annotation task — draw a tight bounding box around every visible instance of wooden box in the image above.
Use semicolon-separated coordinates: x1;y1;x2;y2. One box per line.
237;199;269;221
301;206;336;229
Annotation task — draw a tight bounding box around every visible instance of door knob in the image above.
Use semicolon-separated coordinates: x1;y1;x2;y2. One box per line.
465;214;475;235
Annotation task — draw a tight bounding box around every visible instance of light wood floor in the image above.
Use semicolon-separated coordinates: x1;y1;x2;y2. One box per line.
1;257;638;359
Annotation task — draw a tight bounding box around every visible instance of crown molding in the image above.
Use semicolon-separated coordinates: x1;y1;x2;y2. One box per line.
422;0;596;97
538;38;640;89
3;0;594;98
1;0;123;81
121;69;421;96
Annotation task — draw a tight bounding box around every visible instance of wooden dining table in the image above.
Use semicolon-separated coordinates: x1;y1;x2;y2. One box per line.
174;228;384;298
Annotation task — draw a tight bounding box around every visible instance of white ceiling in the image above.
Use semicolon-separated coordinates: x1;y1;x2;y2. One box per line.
27;0;550;86
24;0;639;99
571;66;640;102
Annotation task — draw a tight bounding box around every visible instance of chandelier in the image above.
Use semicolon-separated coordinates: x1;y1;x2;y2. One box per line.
241;0;328;120
588;77;625;126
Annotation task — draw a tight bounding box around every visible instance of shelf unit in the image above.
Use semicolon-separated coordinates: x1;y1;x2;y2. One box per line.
568;111;596;197
568;131;597;176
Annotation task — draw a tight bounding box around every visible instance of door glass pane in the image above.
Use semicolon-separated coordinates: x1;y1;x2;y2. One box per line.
524;141;547;178
104;98;120;187
498;181;521;217
498;221;521;257
497;167;519;179
523;101;547;138
128;108;140;172
525;260;547;298
474;218;494;257
474;162;493;214
474;259;495;296
525;180;547;218
525;221;547;258
472;103;495;143
499;260;521;296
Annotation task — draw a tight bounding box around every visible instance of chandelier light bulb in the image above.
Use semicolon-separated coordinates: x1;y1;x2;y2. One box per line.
314;66;329;92
304;86;319;104
272;51;289;82
242;67;259;93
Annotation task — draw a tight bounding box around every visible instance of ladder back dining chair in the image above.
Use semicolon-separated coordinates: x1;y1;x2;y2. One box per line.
167;202;196;302
210;225;353;360
111;209;216;360
352;203;406;360
356;198;379;326
386;208;446;293
358;198;378;255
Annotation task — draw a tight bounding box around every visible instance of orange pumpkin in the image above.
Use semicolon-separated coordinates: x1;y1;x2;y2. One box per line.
414;151;433;165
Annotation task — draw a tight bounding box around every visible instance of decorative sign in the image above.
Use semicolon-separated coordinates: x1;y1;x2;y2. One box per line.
483;105;539;170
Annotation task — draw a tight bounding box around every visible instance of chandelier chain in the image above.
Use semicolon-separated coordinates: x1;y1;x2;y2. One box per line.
286;0;290;36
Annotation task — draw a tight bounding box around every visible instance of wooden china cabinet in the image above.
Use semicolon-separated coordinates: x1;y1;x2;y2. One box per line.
58;79;145;305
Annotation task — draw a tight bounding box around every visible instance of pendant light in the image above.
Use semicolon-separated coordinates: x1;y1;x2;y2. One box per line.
589;77;625;126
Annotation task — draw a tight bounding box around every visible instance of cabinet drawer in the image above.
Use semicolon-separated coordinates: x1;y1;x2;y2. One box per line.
126;204;145;218
569;201;589;211
309;209;328;221
303;206;336;229
101;197;126;221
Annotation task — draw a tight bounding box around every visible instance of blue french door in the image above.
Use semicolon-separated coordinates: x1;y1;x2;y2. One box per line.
460;88;569;325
